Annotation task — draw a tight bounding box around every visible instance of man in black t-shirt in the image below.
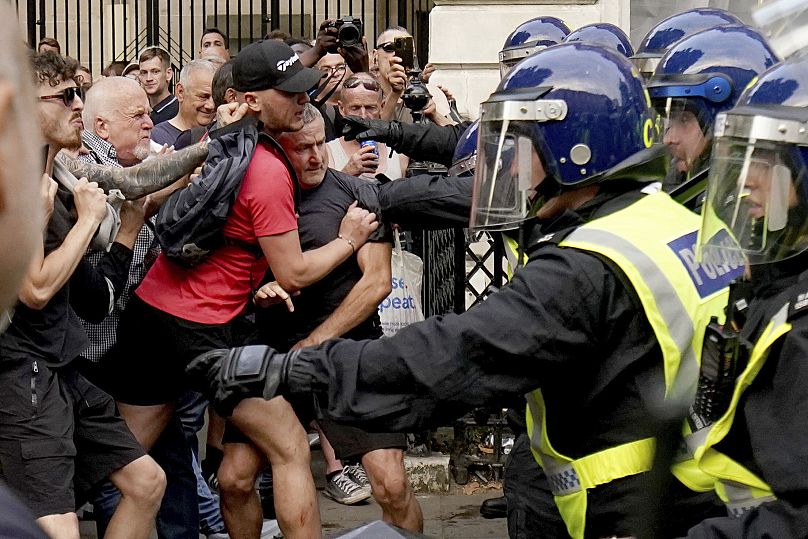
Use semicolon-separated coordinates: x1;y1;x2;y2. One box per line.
217;104;424;532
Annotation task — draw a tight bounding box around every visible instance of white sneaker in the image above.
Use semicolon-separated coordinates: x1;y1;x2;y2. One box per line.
260;518;281;539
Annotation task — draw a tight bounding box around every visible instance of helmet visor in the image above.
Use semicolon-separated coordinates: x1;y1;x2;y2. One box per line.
654;97;714;185
631;55;661;81
470;119;541;231
699;137;808;265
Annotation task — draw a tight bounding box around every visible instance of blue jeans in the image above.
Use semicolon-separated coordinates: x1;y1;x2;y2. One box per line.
176;391;226;535
93;418;199;539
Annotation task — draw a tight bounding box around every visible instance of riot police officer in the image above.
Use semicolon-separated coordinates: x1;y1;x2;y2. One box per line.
647;25;778;197
686;54;808;537
189;43;732;538
631;7;743;79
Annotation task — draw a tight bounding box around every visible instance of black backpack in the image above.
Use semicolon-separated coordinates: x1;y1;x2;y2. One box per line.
155;118;300;267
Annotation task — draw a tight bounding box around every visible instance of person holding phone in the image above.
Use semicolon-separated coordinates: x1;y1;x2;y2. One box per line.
373;26;451;123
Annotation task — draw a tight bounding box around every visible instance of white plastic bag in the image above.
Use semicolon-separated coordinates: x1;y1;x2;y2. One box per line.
378;232;424;336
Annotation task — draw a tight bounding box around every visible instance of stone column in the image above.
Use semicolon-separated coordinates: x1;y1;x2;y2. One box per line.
428;0;630;120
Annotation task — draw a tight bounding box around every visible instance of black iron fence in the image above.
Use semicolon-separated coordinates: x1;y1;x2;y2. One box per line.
15;0;433;76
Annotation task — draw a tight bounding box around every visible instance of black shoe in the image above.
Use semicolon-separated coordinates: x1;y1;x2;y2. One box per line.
480;496;507;519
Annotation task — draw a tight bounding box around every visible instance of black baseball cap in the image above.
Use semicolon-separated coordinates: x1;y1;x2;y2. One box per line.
232;40;323;93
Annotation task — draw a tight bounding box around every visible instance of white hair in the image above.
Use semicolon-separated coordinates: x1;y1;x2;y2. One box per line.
179;59;217;87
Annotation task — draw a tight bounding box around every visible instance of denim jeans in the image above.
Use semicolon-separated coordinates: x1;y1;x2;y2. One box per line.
176;391;226;535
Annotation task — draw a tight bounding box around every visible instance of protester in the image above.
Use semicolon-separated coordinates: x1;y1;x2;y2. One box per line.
138;47;178;125
328;73;408;180
199;28;230;61
151;59;216;147
37;36;61;54
0;50;165;539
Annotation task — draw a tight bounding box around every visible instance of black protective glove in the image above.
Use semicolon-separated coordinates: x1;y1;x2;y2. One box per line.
186;345;294;417
341;116;404;148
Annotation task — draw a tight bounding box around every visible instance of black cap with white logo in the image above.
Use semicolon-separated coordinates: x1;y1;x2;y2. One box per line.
232;40;323;93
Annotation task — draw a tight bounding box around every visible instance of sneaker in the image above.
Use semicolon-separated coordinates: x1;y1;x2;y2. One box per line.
260;519;281;539
343;464;370;489
323;471;371;505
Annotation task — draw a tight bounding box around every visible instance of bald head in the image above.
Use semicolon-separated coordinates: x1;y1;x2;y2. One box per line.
82;76;153;166
83;76;147;128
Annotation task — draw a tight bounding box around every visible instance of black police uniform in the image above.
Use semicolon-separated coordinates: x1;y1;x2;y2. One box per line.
284;186;723;537
686;256;808;538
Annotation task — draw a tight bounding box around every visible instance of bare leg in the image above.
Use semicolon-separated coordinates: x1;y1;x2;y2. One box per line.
106;455;166;539
313;421;343;475
36;513;80;539
116;402;175;450
362;449;423;532
218;442;266;539
230;397;321;539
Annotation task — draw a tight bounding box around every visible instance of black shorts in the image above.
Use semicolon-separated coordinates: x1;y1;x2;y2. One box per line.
223;396;406;461
102;295;256;405
0;360;145;518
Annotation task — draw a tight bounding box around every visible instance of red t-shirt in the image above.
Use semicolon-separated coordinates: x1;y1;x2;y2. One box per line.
136;141;298;324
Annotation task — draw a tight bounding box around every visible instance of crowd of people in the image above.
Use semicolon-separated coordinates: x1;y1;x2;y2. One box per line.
1;3;808;539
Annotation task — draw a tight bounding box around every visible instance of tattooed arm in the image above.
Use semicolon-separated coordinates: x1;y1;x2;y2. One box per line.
57;141;208;199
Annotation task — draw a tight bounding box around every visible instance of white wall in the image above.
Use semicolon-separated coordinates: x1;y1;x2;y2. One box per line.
427;0;630;119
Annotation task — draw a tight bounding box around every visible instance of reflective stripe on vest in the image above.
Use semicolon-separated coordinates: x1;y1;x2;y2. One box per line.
695;304;787;517
504;236;526;279
525;192;738;539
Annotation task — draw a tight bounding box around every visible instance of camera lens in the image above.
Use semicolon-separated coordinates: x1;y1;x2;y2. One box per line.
338;23;360;46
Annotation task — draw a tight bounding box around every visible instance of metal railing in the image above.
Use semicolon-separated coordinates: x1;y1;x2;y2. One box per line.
19;0;434;76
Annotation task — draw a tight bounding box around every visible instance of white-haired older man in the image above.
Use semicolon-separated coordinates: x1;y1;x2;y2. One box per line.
151;59;217;147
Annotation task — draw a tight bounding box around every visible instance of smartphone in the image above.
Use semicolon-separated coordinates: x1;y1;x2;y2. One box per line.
393;36;415;72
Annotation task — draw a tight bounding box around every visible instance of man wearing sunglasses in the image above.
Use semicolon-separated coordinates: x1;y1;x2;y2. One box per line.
328;73;408;180
0;51;166;539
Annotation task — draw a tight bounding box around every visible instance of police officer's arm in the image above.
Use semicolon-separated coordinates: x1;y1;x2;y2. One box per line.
292;241;393;349
394;122;468;166
377;173;472;229
285;248;610;432
343;117;468;167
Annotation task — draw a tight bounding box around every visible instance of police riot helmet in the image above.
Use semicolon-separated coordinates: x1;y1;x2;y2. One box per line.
498;16;570;78
564;23;634;58
448;120;479;177
631;8;743;79
699;55;808;266
471;43;658;231
648;25;779;183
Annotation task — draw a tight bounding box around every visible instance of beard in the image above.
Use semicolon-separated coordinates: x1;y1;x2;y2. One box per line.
41;112;82;150
132;139;151;162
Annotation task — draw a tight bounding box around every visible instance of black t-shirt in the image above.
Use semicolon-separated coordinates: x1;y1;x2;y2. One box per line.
257;169;391;351
150;94;179;126
0;188;89;367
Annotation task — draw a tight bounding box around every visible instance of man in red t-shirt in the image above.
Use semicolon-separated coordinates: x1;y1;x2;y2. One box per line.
108;40;379;539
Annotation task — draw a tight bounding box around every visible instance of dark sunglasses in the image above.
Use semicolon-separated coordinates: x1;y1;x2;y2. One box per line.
39;86;84;107
343;77;381;92
376;42;396;53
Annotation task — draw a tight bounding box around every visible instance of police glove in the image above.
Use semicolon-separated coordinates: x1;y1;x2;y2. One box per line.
186;345;294;417
341;116;404;148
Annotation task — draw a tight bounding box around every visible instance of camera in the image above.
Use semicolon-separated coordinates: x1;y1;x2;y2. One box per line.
402;68;431;113
328;16;363;48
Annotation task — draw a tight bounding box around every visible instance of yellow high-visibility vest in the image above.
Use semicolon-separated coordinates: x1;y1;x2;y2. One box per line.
693;304;784;517
524;192;741;539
